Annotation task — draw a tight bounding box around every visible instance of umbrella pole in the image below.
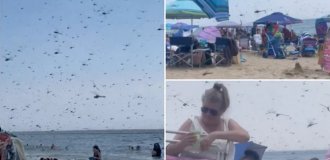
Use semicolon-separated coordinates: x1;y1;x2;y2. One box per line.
191;18;194;68
191;18;193;36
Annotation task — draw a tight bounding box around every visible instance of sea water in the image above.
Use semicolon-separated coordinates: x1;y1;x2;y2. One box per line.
13;130;164;160
263;150;327;160
291;19;317;35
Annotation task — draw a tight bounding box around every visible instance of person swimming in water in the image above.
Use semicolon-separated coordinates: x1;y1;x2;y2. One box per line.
89;145;101;160
152;143;161;157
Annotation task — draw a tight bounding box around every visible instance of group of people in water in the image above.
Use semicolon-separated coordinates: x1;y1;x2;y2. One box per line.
40;158;58;160
128;143;162;157
87;143;162;160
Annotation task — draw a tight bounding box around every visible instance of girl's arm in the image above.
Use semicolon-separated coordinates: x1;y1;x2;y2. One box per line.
209;119;250;143
166;119;197;156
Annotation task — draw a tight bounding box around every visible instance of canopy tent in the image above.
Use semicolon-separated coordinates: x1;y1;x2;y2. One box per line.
171;22;199;31
217;20;241;28
242;22;254;27
170;22;199;37
254;12;303;25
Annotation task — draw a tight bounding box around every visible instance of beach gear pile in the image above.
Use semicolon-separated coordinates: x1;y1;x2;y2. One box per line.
0;132;26;160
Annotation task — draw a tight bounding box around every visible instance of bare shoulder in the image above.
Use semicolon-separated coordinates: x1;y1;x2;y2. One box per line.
227;118;243;130
178;118;193;131
173;119;193;140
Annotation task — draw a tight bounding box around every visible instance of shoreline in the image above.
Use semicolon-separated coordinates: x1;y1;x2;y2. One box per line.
12;129;164;134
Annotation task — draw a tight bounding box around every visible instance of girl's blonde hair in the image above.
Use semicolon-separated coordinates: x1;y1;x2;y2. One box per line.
202;83;230;111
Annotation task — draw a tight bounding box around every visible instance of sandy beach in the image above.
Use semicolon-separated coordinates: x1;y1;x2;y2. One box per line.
166;51;330;79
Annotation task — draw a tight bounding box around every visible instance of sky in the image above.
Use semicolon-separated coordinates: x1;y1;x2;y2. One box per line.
0;0;164;131
166;0;330;26
166;81;330;151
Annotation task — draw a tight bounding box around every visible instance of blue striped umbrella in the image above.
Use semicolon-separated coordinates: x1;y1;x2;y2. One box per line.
193;0;230;21
166;0;208;19
166;0;229;21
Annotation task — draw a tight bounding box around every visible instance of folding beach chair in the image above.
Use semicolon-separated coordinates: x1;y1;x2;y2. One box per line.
238;37;249;50
166;130;230;160
214;37;230;66
300;37;318;57
264;34;276;58
169;37;194;68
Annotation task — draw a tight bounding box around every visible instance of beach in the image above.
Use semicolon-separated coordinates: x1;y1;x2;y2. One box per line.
14;130;164;160
167;51;330;79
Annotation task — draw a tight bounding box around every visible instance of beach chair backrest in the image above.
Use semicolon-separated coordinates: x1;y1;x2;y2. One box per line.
238;37;249;49
302;37;317;46
215;37;230;51
169;37;194;46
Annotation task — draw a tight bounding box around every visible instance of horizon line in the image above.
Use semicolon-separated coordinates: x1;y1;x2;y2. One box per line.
10;128;164;133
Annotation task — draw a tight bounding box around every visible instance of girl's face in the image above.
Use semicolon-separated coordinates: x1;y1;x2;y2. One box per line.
93;148;97;152
201;100;223;124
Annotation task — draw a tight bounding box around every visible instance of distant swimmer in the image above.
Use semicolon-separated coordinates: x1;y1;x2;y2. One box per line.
51;144;55;150
89;145;101;160
151;143;161;157
128;145;134;150
136;145;140;150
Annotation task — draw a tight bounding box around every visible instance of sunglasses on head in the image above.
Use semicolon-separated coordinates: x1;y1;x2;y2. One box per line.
201;107;219;116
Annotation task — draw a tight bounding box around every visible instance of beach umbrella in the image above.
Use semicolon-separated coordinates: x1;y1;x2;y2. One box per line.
171;22;199;31
193;0;230;21
166;0;229;22
320;15;330;22
194;26;221;43
166;0;209;37
217;20;241;28
234;141;267;160
254;12;303;25
166;0;208;20
166;23;173;30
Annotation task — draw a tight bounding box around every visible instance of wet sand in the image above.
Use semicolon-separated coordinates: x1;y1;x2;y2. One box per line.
166;51;330;79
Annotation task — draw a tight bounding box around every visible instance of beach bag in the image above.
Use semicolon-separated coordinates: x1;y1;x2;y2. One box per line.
192;52;205;66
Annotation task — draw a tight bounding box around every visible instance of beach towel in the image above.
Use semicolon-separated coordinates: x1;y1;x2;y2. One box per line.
322;39;330;72
12;137;27;160
325;148;330;160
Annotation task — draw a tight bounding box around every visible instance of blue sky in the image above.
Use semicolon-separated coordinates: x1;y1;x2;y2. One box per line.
166;0;330;25
0;0;164;131
167;81;330;151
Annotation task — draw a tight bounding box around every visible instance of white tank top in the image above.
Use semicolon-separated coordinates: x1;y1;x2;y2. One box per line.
180;116;235;160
